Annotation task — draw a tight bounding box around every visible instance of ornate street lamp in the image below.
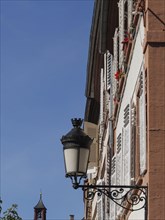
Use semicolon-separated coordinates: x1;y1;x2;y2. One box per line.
61;118;148;213
61;118;93;189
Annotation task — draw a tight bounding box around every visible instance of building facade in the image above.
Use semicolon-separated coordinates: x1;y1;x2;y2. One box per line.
84;0;165;219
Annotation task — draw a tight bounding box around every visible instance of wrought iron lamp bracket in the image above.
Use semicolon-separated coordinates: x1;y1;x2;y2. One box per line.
71;179;148;212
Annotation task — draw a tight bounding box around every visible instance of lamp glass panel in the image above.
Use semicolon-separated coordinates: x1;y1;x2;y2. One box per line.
78;148;89;174
64;148;78;174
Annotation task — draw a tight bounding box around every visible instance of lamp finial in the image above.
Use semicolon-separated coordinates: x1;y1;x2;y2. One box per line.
71;118;83;128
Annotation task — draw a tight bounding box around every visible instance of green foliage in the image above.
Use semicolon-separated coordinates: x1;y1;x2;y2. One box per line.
0;201;22;220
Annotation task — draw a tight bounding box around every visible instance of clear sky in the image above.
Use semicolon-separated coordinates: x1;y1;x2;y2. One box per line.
0;0;94;219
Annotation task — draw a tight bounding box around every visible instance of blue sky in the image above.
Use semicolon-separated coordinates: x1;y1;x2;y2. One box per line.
0;0;94;219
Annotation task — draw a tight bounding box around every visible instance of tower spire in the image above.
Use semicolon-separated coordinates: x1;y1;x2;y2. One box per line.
34;192;47;220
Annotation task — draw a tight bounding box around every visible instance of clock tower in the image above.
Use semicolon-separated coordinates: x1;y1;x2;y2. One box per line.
34;193;47;220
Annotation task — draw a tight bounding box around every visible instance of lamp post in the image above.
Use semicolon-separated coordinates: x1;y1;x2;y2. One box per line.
61;118;148;213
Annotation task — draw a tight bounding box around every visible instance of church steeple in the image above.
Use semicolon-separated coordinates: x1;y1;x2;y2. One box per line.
34;193;47;220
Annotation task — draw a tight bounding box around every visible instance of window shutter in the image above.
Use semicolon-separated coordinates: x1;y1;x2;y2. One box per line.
116;133;123;215
112;29;119;111
97;179;105;220
130;104;136;183
123;104;131;185
116;133;122;185
106;51;113;91
109;155;116;220
118;0;124;68
113;29;119;74
103;52;111;113
99;68;104;151
128;0;133;28
139;70;147;175
106;146;110;217
100;68;104;124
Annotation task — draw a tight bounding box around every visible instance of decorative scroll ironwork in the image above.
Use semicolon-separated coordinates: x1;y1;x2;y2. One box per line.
79;185;147;212
68;175;147;212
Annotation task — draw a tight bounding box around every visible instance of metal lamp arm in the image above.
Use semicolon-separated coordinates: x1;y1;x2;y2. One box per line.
74;184;148;212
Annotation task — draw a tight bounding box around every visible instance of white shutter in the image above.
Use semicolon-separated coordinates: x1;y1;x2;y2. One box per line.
97;179;105;220
109;155;116;220
116;133;123;215
112;29;119;110
103;53;111;113
116;133;122;186
130;104;136;182
128;0;133;28
100;68;104;124
106;51;113;119
118;0;124;68
106;146;110;218
106;51;113;90
123;104;131;185
139;70;147;174
113;29;119;74
99;69;104;150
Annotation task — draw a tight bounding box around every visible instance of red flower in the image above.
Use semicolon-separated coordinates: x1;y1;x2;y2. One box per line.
121;37;129;44
115;71;120;81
